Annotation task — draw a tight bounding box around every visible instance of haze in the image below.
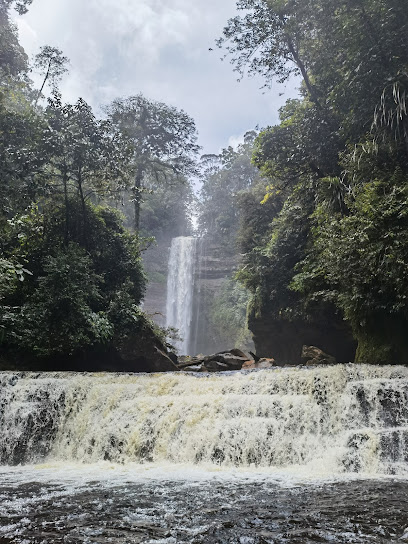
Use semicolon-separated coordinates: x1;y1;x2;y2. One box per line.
14;0;299;153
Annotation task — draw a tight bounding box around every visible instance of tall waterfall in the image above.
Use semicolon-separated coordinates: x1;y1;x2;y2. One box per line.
2;365;408;476
166;236;197;355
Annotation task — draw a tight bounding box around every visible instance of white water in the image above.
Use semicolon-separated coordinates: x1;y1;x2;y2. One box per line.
1;365;408;478
166;236;197;354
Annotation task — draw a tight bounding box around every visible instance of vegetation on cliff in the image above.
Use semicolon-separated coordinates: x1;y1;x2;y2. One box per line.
218;0;408;363
0;0;197;368
2;0;407;364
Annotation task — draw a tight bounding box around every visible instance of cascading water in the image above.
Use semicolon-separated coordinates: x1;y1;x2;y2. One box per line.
166;236;197;354
3;366;408;543
1;365;408;475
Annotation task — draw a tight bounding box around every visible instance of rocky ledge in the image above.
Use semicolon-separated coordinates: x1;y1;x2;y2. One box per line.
176;345;339;373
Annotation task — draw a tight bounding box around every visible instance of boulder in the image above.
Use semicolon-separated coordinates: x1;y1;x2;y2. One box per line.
203;351;248;371
301;345;337;366
182;364;206;372
204;360;231;372
242;358;275;370
178;349;252;372
118;334;179;373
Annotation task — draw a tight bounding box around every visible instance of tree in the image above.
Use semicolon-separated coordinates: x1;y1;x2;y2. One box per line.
42;94;130;247
199;131;261;252
1;199;146;358
0;97;46;223
33;46;69;106
106;94;199;231
1;0;33;15
0;2;29;81
217;0;322;106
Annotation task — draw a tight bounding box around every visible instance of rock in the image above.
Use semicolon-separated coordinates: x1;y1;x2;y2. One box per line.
242;358;275;370
301;345;337;366
249;351;260;362
118;333;179;373
227;348;251;359
182;364;206;372
205;350;249;369
401;528;408;541
204;360;230;372
179;349;251;372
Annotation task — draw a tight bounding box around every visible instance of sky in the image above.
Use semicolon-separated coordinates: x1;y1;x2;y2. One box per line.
13;0;299;155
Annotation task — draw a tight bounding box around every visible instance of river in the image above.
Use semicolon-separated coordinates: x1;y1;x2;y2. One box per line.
1;365;408;543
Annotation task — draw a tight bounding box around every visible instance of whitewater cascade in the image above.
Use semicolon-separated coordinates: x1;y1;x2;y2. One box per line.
1;365;408;476
166;236;197;355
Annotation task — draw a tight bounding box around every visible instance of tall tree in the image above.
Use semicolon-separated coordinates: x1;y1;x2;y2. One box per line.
33;46;69;106
199;131;261;252
106;94;199;231
43;94;129;246
217;0;322;106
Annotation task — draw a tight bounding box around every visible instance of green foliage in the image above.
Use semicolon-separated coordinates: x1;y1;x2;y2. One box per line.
14;244;111;356
0;6;189;366
105;94;199;230
297;174;408;316
1;199;146;358
140;179;194;241
209;278;253;350
199;131;261;252
33;45;69;106
222;0;408;361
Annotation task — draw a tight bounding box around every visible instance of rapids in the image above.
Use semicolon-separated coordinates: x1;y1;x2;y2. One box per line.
2;365;408;543
1;364;408;474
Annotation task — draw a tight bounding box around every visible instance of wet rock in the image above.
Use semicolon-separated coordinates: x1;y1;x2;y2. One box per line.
182;364;205;372
301;345;337;366
178;349;252;372
118;333;179;373
204;360;231;372
401;528;408;541
242;358;275;370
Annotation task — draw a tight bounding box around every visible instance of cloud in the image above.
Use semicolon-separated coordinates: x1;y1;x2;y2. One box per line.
13;0;299;153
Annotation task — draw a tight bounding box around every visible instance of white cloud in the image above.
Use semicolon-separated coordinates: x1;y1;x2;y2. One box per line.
13;0;299;153
227;132;246;151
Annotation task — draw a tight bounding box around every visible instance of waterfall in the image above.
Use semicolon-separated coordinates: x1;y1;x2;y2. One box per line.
166;236;197;355
2;365;408;476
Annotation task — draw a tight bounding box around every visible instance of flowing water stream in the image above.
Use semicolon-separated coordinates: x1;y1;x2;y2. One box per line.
1;365;408;542
166;236;197;355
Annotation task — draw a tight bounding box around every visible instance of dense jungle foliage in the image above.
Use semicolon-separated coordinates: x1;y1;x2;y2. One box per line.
0;0;198;365
217;0;408;363
2;0;407;364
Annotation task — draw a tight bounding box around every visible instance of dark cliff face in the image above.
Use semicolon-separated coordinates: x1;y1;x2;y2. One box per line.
248;308;357;364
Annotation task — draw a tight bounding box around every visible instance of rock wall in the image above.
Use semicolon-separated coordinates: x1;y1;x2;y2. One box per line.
142;242;169;328
190;239;239;355
249;310;357;364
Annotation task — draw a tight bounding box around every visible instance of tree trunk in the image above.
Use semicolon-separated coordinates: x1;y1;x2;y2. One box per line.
34;60;51;107
77;170;88;249
285;36;321;109
133;171;143;232
63;170;69;246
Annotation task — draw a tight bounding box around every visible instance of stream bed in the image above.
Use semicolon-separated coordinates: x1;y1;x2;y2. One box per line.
0;466;408;543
